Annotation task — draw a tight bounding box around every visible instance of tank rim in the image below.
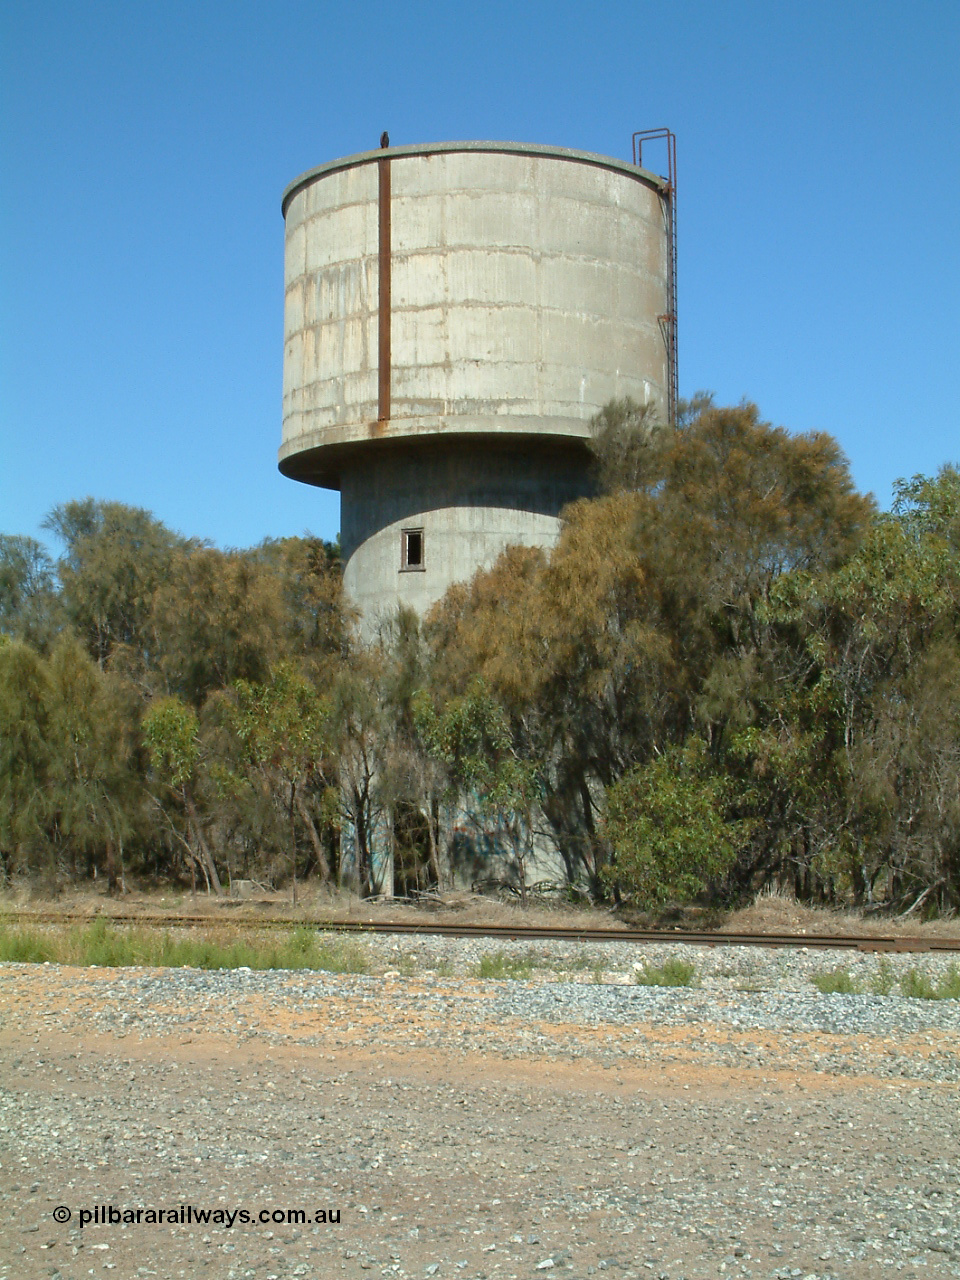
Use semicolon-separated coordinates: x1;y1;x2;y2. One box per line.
277;428;596;493
281;140;667;217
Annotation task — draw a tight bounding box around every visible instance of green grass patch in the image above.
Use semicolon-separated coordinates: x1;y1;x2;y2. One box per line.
811;967;861;995
869;957;897;996
0;920;368;974
0;929;58;964
561;950;607;982
475;950;536;981
811;961;960;1000
635;957;697;987
900;964;960;1000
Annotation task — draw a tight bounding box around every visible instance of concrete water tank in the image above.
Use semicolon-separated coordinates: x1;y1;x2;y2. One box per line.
279;140;671;629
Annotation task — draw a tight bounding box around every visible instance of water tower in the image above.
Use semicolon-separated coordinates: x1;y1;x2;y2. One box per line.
279;136;675;631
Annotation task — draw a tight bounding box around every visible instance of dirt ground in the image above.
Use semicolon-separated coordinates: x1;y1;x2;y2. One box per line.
1;961;958;1280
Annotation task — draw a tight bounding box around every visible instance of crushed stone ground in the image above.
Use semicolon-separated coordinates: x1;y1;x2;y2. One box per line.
1;955;958;1280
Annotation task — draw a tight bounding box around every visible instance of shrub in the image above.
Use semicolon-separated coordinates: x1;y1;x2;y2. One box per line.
811;967;860;995
635;957;697;987
869;957;896;996
603;741;749;908
901;965;960;1000
476;950;535;981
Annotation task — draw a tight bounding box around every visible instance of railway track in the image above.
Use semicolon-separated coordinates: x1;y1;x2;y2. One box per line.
2;912;959;953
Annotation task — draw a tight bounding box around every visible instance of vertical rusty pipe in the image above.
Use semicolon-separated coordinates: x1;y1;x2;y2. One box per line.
377;153;391;423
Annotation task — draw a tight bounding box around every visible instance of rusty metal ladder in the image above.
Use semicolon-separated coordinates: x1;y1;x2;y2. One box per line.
633;128;677;426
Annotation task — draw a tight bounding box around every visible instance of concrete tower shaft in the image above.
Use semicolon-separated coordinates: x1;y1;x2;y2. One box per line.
279;141;671;627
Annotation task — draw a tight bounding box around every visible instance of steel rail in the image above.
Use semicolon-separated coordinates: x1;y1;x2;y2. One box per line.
2;913;958;953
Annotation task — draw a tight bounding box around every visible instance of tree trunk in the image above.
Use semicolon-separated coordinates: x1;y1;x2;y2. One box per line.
289;781;298;907
103;839;124;895
295;791;331;882
426;797;442;890
185;795;223;896
354;791;373;898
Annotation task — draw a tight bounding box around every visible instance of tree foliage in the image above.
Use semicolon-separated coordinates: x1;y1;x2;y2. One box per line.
603;741;748;907
0;636;137;886
2;410;958;913
0;535;60;648
222;663;337;895
44;499;189;670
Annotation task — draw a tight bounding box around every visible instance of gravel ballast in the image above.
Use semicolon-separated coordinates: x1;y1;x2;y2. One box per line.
1;933;958;1280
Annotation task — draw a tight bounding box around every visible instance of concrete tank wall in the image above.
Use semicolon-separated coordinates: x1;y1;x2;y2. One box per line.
279;141;670;627
340;439;593;627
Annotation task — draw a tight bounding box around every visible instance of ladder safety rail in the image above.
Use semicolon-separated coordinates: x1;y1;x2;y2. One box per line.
632;129;678;427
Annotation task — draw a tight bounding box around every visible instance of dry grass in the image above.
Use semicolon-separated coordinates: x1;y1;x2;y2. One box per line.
0;883;625;932
3;880;958;940
725;883;960;939
0;918;371;973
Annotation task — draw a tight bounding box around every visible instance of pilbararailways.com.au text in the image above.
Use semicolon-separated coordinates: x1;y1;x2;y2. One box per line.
52;1204;340;1229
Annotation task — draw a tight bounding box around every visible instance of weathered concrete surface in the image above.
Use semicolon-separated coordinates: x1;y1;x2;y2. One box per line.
340;438;592;627
279;141;670;624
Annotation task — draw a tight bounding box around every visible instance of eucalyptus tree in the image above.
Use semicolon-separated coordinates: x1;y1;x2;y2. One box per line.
330;648;391;898
0;636;139;887
250;535;349;672
0;534;60;648
0;640;53;879
415;678;541;903
374;607;452;891
43;634;139;889
150;546;285;706
220;662;337;900
603;740;750;908
43;499;189;671
748;478;960;909
425;397;875;902
892;463;960;551
142;695;223;894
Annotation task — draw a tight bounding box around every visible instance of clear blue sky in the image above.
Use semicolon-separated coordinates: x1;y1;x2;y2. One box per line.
2;0;958;552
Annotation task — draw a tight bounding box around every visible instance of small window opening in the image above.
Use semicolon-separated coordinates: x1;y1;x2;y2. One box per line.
401;528;424;571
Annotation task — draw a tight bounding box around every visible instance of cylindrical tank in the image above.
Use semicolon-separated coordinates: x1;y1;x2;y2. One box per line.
280;141;670;628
